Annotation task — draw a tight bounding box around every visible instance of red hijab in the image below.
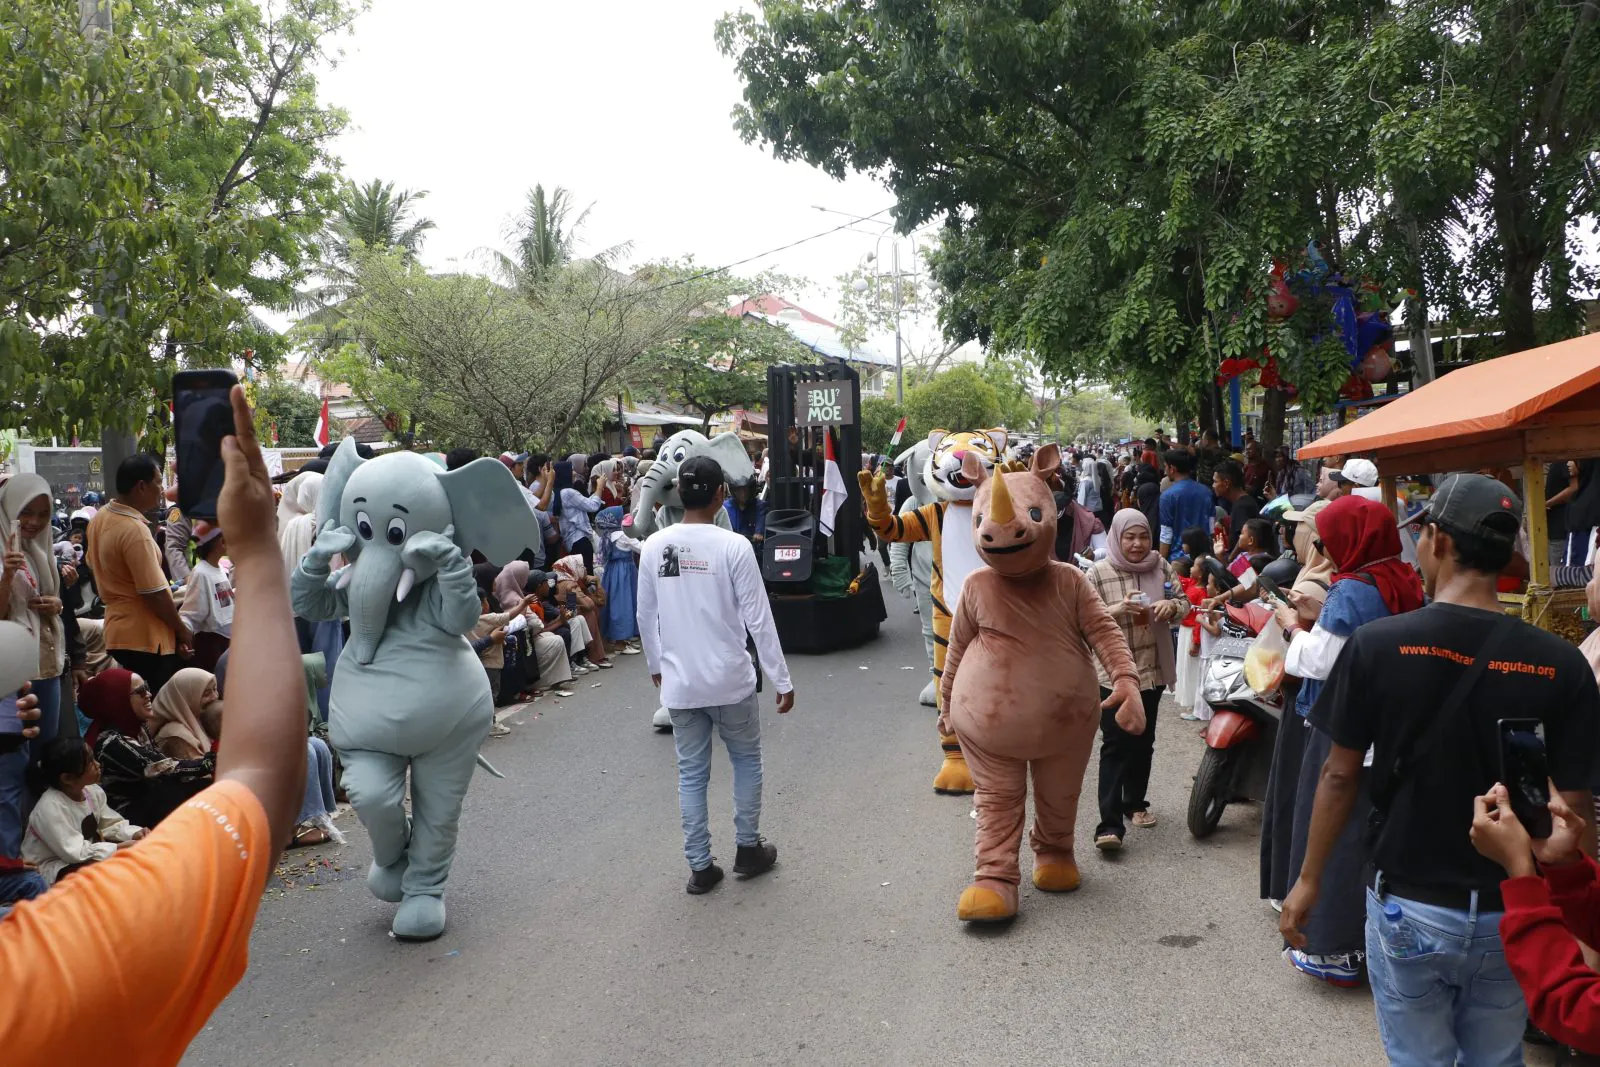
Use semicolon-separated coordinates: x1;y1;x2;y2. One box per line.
1317;495;1424;616
79;668;143;747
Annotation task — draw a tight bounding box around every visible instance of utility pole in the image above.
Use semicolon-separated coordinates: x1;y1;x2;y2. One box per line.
891;243;904;404
80;0;136;491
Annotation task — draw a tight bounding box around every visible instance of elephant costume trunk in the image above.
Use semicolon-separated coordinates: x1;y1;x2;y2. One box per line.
346;550;404;665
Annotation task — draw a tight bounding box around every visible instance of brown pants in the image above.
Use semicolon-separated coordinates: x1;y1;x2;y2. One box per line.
956;723;1098;888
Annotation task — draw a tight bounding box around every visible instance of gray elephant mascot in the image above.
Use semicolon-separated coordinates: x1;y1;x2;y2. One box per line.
291;439;538;940
887;440;938;707
632;429;756;729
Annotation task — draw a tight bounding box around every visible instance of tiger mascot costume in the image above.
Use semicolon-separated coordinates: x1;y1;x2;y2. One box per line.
860;428;1008;795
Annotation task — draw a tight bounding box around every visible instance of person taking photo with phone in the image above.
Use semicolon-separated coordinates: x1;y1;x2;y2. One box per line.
87;454;193;694
0;385;310;1064
1280;474;1600;1065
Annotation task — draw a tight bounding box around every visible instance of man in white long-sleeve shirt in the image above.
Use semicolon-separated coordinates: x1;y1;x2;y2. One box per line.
637;456;796;895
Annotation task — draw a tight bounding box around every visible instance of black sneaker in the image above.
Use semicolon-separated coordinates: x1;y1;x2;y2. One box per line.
686;863;724;895
733;840;778;877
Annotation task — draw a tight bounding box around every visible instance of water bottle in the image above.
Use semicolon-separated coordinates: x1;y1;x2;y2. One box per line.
1383;901;1419;958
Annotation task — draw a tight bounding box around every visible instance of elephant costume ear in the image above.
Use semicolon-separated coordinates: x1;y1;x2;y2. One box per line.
438;458;540;565
316;438;366;539
703;432;756;486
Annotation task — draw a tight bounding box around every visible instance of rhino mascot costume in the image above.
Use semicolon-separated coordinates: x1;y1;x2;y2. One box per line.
887;440;938;707
632;429;756;729
292;439;539;941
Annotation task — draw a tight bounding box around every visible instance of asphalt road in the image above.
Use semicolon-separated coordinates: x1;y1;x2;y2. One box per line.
185;595;1400;1067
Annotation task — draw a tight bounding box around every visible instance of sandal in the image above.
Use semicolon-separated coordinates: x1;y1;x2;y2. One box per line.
289;825;331;849
1131;810;1158;829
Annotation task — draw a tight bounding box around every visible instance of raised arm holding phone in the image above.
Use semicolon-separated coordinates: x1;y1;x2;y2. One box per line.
0;386;308;1065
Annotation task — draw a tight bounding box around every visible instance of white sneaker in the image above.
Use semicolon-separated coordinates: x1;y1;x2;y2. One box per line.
488;721;511;738
619;644;641;655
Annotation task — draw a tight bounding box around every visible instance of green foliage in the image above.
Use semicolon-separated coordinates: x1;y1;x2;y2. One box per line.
902;365;1004;447
719;0;1600;431
319;253;737;453
629;311;816;433
860;395;906;456
255;380;322;447
1;0;355;438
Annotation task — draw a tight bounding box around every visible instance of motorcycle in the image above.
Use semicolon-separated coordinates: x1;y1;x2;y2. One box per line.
1186;598;1285;838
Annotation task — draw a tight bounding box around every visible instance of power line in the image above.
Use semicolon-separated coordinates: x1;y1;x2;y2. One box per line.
639;206;897;294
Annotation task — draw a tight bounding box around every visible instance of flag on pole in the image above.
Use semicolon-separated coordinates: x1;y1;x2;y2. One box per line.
313;397;330;447
819;430;848;537
888;416;907;451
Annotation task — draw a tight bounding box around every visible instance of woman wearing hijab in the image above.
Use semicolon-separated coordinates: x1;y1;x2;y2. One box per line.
276;471;341;719
594;507;642;654
551;555;611;670
148;667;222;760
78;667;214;828
549;460;607;576
1269;494;1424;987
1260;500;1334;908
1084;509;1190;852
488;561;577;697
0;474;68;859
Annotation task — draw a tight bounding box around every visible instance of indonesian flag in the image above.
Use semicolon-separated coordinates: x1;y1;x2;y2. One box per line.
889;416;906;450
819;430;848;537
313;397;330;447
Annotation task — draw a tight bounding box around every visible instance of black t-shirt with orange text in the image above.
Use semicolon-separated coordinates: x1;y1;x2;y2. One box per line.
1312;602;1600;891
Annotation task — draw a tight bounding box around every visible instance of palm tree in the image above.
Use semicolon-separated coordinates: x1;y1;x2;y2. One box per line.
326;179;435;267
485;184;631;291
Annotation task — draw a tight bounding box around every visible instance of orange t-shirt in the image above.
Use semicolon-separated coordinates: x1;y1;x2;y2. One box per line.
87;502;176;653
0;780;270;1066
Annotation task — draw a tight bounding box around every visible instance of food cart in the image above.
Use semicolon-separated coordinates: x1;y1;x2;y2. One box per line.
1298;331;1600;641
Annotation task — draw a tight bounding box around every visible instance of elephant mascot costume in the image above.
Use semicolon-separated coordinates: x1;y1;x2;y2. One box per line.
632;429;756;729
292;439;539;941
887;440;938;708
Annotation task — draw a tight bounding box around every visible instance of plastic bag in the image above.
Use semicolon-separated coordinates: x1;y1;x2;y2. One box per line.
1243;620;1288;695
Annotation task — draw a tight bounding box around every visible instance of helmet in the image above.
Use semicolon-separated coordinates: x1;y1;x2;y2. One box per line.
69;507;95;526
80;491;103;507
1262;555;1302;589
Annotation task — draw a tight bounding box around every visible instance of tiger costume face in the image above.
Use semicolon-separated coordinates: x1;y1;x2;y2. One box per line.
925;428;1008;502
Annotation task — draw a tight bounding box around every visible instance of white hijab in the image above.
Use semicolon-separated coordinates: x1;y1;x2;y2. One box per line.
0;474;64;676
277;471;324;577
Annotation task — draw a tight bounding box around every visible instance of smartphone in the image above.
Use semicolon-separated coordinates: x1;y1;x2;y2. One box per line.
1498;718;1553;839
172;369;240;521
1256;574;1292;605
566;591;578;612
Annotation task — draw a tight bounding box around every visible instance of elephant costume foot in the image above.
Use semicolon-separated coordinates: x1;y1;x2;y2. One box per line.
652;705;672;731
918;680;938;707
368;856;409;903
933;734;975;795
393;894;446;941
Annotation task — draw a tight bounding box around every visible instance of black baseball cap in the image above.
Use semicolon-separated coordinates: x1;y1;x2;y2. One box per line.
678;456;724;506
1410;473;1522;546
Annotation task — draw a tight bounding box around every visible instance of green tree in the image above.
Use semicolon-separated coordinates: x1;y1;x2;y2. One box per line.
255;380;323;447
322;253;732;452
901;365;1004;448
1;0;355;439
490;183;631;290
2;0;217;437
860;395;906;455
628;311;816;434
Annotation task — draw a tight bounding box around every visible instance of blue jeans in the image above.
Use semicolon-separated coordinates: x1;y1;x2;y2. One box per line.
1365;884;1527;1067
298;737;338;825
0;676;62;857
669;692;763;871
0;868;48;905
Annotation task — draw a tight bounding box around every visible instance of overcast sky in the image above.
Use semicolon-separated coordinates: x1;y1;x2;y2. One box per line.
317;0;917;326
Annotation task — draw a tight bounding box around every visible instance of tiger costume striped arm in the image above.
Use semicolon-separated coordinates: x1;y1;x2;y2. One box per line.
858;470;973;794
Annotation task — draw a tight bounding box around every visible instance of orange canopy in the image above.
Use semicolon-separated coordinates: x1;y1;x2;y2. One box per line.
1298;332;1600;469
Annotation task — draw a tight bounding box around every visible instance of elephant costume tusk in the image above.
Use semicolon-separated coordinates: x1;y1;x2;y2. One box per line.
333;565;354;590
396;568;416;603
